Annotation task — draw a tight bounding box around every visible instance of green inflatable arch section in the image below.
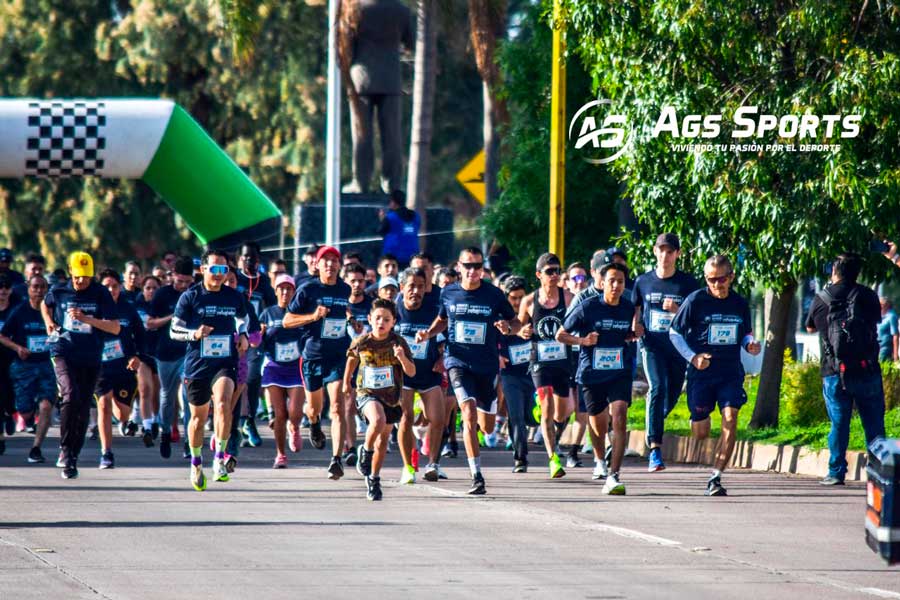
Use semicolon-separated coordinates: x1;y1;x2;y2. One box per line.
0;99;281;248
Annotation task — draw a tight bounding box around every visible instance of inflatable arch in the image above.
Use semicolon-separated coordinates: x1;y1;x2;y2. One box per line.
0;99;282;248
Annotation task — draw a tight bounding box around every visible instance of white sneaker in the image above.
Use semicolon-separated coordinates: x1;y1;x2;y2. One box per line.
581;440;594;453
592;459;608;480
437;465;449;480
422;463;439;482
213;458;229;482
399;466;416;485
484;432;498;448
602;472;626;495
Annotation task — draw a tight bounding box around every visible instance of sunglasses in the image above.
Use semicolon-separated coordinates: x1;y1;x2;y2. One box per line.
571;274;587;283
542;267;561;276
706;273;732;284
208;265;229;276
460;262;484;270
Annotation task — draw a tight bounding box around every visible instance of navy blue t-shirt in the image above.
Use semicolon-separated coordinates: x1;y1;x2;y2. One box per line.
43;280;116;367
287;278;352;362
259;305;305;366
235;270;277;318
396;298;443;388
150;285;187;362
1;302;50;363
438;282;515;376
347;296;373;341
100;297;145;375
562;295;635;385
173;283;249;380
632;269;700;354
0;301;21;363
670;288;753;380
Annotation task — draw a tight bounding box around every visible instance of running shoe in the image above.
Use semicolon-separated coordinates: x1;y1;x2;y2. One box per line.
604;444;612;465
441;443;453;458
327;456;344;480
118;420;128;437
512;460;528;474
602;472;626;495
549;454;566;479
159;432;172;459
99;451;115;469
705;475;727;496
581;439;593;454
366;475;383;501
89;425;98;441
820;475;845;486
301;415;310;428
449;440;458;457
505;438;513;451
273;454;288;469
308;420;326;450
151;423;160;440
342;449;357;467
27;446;44;463
400;464;416;485
62;459;78;480
141;428;154;448
126;421;138;436
437;465;448;480
648;447;666;472
213;458;230;482
224;454;237;473
566;451;583;469
289;427;302;453
484;432;498;448
191;464;207;491
171;426;181;443
357;446;372;477
423;463;439;482
5;415;15;435
56;450;66;468
242;418;262;448
25;422;36;434
182;442;191;460
467;472;486;495
592;459;608;480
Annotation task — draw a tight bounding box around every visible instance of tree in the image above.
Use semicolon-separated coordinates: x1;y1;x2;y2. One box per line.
564;0;900;427
482;1;620;275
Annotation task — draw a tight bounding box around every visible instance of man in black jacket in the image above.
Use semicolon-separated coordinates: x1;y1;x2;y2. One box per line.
805;253;886;485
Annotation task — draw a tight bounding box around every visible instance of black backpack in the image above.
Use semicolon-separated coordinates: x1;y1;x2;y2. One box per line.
817;286;877;378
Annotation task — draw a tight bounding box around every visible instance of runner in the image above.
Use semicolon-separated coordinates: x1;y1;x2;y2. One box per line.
121;261;142;304
563;262;594;469
283;245;354;480
344;298;415;500
517;253;574;479
0;274;17;451
147;257;195;459
0;274;53;462
94;269;146;469
416;247;521;495
293;244;320;286
133;274;162;442
498;276;534;473
632;233;699;471
395;267;446;483
11;253;45;302
344;262;372;464
377;277;399;302
365;254;399;298
170;249;250;491
259;274;305;468
558;261;640;495
668;254;760;496
42;252;121;479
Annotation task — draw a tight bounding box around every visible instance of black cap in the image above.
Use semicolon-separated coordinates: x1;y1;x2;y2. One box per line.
590;252;611;271
535;252;561;271
654;233;680;250
0;248;12;262
606;246;627;260
304;244;320;257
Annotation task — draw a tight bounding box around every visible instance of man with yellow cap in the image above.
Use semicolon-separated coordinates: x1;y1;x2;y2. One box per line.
41;251;121;480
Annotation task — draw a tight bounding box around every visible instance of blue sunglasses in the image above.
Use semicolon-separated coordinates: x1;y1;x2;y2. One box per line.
208;265;228;276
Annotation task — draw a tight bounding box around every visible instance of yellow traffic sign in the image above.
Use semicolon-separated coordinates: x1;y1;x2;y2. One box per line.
456;149;486;205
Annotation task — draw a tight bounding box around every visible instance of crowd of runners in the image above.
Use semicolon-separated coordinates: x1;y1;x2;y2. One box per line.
0;234;761;501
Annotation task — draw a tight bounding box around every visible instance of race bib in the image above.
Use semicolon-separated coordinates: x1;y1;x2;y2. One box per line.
592;347;624;370
454;321;486;345
201;335;231;358
537;340;566;362
275;341;300;362
26;335;49;353
648;309;674;333
101;339;125;362
322;318;346;340
363;365;395;389
509;342;531;365
402;335;428;361
63;312;92;334
708;323;738;345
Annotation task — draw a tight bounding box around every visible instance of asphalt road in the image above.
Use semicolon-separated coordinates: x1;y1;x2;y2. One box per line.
0;427;897;600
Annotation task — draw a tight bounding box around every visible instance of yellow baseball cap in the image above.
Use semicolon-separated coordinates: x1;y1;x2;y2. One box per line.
68;251;94;277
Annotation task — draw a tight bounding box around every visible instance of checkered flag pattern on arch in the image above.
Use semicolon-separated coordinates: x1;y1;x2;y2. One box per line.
24;101;107;178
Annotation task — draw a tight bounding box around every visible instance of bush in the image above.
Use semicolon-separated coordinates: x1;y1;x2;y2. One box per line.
780;350;828;426
881;361;900;411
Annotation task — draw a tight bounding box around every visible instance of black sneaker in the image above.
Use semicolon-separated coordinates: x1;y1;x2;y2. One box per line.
366;476;383;501
225;455;237;473
4;415;14;436
142;428;154;448
62;459;79;479
343;449;357;467
356;446;372;477
88;425;98;441
327;456;344;480
705;475;727;496
27;446;44;463
182;442;191;460
820;475;845;486
159;432;172;459
118;421;128;437
151;422;160;440
308;420;326;450
125;421;138;437
449;440;458;458
99;451;115;469
512;459;528;474
467;472;486;495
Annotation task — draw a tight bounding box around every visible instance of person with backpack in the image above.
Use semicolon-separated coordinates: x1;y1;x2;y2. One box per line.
805;253;886;486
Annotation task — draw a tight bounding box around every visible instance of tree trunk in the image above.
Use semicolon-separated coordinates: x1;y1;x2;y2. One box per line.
482;80;500;205
406;0;438;250
750;281;798;429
